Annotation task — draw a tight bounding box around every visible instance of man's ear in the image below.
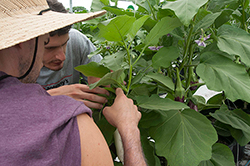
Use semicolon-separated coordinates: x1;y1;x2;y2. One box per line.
16;39;35;50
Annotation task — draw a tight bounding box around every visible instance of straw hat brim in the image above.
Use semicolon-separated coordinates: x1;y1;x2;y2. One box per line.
0;10;106;50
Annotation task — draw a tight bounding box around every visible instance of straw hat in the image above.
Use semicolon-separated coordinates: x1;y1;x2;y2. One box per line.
0;0;106;50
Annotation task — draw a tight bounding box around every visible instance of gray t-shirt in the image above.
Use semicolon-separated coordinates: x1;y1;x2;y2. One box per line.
37;29;102;90
0;71;92;166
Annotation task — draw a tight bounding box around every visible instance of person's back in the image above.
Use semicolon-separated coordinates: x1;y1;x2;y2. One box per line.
0;72;92;165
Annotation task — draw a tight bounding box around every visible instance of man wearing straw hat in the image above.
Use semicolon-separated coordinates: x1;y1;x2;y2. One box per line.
0;0;147;165
37;0;108;110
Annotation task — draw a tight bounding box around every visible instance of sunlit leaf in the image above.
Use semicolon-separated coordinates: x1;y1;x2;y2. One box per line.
145;17;182;46
98;15;136;41
128;15;150;41
162;0;208;26
101;51;126;71
89;69;125;89
75;62;110;78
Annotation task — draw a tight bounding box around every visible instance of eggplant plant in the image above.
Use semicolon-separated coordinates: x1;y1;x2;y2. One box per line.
75;0;250;165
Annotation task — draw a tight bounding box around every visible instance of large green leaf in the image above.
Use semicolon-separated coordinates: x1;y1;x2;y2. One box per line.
149;109;217;166
140;129;161;166
102;6;157;32
127;15;150;41
101;51;126;71
98;15;136;41
75;62;110;78
136;94;189;110
152;46;180;69
208;0;238;12
146;72;175;91
91;0;107;12
196;51;250;103
217;25;250;67
214;9;234;28
198;143;235;166
210;105;250;146
145;17;182;46
132;0;159;14
162;0;208;26
194;12;221;32
89;69;125;89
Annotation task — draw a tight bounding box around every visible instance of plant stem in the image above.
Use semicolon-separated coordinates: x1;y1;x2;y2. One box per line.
146;0;157;20
241;0;248;32
179;24;194;72
186;44;195;89
132;46;147;66
119;32;132;95
209;27;218;42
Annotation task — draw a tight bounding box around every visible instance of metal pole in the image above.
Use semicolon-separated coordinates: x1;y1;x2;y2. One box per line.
69;0;73;13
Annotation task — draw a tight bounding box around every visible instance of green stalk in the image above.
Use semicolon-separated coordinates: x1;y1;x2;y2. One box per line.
122;40;133;96
146;0;157;20
179;24;194;72
242;0;248;32
114;22;132;95
132;46;147;66
209;27;218;42
186;44;194;89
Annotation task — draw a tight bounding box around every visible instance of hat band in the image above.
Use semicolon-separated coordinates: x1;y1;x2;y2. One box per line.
38;8;51;15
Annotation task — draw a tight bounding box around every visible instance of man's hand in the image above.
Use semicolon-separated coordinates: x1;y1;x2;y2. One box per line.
47;84;109;109
102;88;141;131
102;88;147;166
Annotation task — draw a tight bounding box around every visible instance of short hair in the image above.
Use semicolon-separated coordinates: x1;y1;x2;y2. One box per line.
47;0;72;36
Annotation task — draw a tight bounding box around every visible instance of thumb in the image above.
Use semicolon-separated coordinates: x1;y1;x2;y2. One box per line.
115;88;124;96
102;106;111;115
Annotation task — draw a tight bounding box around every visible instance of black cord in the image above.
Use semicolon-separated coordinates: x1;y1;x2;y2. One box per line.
17;37;38;80
0;74;11;81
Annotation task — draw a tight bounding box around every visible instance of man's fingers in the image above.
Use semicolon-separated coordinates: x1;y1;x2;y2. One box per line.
83;100;104;110
81;93;108;104
78;85;109;96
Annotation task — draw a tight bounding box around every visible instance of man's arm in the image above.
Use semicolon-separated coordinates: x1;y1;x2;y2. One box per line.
47;84;109;109
103;88;147;166
77;113;114;166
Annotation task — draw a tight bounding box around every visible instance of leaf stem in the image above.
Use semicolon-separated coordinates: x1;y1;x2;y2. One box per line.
146;0;157;20
179;24;194;71
242;0;248;32
132;46;147;66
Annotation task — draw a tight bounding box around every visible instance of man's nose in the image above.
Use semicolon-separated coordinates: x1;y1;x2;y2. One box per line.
55;47;66;61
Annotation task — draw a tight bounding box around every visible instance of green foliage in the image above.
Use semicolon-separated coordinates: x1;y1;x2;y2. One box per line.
73;0;250;165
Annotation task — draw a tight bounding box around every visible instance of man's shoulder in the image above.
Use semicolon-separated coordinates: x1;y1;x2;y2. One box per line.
69;29;88;40
68;28;91;48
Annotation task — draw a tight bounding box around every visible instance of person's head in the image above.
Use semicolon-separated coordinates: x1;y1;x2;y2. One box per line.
43;0;71;71
0;0;106;83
